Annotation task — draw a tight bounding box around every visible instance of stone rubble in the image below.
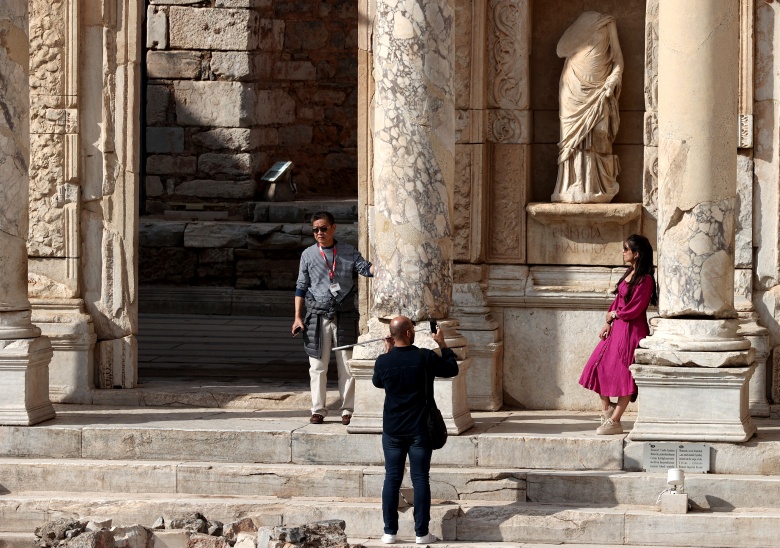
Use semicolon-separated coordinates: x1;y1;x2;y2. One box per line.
33;516;363;548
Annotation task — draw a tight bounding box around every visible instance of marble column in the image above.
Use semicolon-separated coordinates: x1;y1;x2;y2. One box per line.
0;0;55;425
630;0;755;442
348;0;473;434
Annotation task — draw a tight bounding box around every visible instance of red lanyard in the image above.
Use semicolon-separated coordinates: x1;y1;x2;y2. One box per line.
318;244;337;281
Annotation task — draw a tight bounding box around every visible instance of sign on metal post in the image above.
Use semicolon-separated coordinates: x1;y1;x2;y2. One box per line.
643;442;710;473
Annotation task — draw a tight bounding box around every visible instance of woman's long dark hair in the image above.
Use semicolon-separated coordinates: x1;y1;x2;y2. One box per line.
614;234;658;307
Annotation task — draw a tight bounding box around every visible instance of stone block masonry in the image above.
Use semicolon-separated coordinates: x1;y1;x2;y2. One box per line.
144;0;359;216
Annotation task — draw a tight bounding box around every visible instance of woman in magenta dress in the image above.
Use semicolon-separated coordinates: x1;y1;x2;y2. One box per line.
579;234;657;435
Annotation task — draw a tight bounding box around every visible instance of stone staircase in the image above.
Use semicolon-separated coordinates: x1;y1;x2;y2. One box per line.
2;404;780;546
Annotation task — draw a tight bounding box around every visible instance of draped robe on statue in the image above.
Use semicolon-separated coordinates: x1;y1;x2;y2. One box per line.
552;12;623;204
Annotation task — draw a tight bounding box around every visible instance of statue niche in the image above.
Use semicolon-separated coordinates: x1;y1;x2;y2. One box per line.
552;12;623;204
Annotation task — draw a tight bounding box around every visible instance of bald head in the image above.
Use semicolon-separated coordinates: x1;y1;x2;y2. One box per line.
389;316;414;346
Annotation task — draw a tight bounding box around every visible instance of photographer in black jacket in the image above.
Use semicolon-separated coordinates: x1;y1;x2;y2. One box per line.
372;316;458;545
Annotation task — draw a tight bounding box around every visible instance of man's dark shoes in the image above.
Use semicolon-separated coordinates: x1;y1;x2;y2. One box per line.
341;414;352;425
310;413;324;424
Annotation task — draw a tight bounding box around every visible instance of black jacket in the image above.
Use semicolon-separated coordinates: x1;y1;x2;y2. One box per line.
372;345;459;436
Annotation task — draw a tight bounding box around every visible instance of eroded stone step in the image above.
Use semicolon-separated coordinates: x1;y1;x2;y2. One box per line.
0;407;625;470
6;458;780;511
0;459;525;502
2;494;780;547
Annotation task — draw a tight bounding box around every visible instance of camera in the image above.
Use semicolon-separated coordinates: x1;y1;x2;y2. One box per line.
429;318;438;334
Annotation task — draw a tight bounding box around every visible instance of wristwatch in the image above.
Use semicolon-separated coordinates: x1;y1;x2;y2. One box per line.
610;311;617;321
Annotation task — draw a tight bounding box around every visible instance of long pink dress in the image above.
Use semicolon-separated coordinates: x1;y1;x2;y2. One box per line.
579;275;654;397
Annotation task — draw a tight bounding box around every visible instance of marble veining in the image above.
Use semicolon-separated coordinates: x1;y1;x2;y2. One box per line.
371;0;454;320
659;198;736;318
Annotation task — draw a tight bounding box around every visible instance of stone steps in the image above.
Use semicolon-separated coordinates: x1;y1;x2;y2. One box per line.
4;458;780;510
1;493;780;546
0;407;626;470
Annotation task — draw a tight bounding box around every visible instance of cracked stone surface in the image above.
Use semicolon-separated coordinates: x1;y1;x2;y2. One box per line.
371;0;455;320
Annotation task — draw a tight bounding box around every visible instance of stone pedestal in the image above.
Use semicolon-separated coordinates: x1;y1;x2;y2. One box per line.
0;337;56;425
629;363;756;442
32;299;97;403
347;319;474;435
631;319;756;442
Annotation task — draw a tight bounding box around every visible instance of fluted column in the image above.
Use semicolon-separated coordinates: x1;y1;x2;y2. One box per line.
371;0;455;321
348;0;473;434
630;0;754;442
0;0;55;425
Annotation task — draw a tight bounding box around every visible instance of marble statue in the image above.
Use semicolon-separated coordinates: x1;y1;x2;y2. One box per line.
552;12;624;204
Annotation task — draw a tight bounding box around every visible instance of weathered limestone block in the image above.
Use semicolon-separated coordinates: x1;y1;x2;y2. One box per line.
175;180;258;200
174;81;255;127
272;61;315;81
147;6;168;50
112;525;149;548
184;223;249;248
278;126;312;146
198;153;256;176
193;129;258;151
210;52;251;81
187;534;228;548
169;8;259;51
147;51;203;79
147;86;171;125
255;90;296;125
146;177;164;197
526;203;641;266
147;155;196;175
146;128;185;154
65;531;115;548
140;221;187;247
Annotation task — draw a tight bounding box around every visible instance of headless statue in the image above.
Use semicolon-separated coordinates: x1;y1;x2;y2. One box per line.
552;12;623;204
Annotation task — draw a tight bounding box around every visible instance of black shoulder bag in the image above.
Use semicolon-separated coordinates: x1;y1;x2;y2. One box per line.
421;349;448;450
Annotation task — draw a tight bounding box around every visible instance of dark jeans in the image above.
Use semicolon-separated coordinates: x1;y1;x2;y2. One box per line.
381;432;433;537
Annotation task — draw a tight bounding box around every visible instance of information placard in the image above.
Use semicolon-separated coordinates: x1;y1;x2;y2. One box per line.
643;442;710;473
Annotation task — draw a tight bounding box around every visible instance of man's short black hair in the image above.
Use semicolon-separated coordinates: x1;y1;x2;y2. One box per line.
311;211;335;225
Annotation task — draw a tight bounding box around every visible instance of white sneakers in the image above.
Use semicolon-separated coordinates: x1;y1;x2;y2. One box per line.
596;418;623;435
381;533;437;544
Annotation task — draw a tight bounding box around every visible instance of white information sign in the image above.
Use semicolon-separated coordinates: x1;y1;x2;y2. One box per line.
643;442;710;473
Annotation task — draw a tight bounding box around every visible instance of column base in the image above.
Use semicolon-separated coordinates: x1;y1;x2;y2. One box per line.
347;358;475;435
347;318;474;435
0;337;56;426
32;299;97;404
628;363;756;442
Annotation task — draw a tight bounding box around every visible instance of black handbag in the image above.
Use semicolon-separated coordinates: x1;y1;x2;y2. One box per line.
422;350;448;450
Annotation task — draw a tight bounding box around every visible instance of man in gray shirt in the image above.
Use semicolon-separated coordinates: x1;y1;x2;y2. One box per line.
291;211;374;425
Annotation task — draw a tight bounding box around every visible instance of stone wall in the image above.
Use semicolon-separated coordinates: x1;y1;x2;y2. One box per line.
144;0;358;214
139;201;357;302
